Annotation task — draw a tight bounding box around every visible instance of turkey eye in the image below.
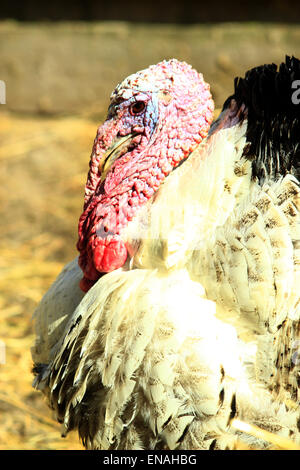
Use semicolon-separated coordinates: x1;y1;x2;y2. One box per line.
130;101;146;115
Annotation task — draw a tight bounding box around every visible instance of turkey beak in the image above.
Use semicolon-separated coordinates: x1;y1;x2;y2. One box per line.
99;133;137;181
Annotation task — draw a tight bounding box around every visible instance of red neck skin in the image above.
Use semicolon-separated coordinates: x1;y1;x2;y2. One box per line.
77;62;214;292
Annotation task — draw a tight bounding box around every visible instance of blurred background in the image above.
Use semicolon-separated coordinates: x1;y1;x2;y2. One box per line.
0;0;300;450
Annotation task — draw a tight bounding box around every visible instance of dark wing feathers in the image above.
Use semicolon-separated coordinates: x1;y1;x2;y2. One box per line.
225;56;300;182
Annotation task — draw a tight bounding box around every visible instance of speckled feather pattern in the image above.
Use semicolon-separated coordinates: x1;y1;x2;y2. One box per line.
32;58;300;450
32;266;300;449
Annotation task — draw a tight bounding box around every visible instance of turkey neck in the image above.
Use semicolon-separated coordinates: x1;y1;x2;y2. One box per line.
127;119;252;272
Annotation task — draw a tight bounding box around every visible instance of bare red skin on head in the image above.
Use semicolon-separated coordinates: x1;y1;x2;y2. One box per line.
93;239;127;272
77;60;214;292
79;239;127;292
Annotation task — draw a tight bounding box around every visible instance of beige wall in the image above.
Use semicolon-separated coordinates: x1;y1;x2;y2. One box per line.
1;21;300;115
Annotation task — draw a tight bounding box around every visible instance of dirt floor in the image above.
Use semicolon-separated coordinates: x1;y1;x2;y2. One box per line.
0;111;99;450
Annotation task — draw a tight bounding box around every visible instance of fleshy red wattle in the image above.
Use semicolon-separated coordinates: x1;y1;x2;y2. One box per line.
93;239;127;273
77;59;214;292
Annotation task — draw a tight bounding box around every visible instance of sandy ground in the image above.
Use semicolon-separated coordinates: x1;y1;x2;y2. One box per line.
0;111;99;449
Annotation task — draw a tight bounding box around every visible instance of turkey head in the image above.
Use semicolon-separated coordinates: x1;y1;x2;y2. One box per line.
77;59;214;292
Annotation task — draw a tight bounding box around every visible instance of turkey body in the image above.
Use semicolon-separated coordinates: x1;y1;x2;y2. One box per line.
32;58;300;450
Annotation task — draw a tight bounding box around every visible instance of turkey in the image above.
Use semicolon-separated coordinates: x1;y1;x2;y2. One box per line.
31;57;300;450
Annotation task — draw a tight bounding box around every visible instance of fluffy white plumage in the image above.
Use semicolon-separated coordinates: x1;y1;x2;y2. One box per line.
31;59;300;450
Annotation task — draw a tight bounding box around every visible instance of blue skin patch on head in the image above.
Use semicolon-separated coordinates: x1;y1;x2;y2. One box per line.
108;89;160;142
